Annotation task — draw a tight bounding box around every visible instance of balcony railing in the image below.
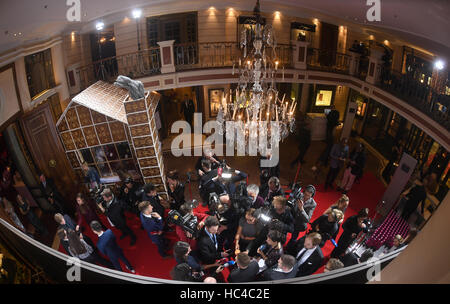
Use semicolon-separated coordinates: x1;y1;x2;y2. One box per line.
173;42;293;70
72;41;449;131
306;48;352;75
379;68;450;130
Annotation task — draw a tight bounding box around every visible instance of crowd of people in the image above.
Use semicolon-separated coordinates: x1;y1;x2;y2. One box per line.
0;136;419;283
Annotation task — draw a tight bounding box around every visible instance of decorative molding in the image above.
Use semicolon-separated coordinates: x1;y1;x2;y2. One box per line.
0;36;63;68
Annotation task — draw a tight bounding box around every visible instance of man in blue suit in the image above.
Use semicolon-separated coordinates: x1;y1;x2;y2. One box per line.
138;201;170;258
90;221;135;273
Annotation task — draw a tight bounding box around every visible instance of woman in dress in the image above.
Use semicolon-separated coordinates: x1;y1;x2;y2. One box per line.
75;193;101;228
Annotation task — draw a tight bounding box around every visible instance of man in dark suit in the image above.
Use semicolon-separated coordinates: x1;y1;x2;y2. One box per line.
99;188;136;246
138;201;170;258
141;183;167;219
263;254;297;281
293;232;324;277
119;177;141;215
197;216;230;266
259;177;285;205
180;94;195;128
39;172;65;214
90;221;135;273
227;252;259;283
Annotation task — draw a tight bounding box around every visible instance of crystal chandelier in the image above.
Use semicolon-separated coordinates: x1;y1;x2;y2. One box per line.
216;0;296;153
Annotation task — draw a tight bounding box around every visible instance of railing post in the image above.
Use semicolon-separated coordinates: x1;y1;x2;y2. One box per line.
366;48;384;85
157;40;176;74
348;50;361;76
292;40;309;69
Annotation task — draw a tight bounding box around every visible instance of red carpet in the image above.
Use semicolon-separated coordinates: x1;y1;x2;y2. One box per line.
59;172;386;280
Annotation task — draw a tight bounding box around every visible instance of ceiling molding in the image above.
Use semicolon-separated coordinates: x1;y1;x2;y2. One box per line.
0;36;63;68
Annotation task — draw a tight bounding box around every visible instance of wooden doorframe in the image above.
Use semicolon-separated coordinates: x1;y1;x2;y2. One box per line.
19;102;78;213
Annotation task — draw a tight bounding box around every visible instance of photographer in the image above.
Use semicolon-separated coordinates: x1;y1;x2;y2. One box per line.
119;177;141;215
141;183;170;220
139;201;170;258
175;201;208;250
248;218;285;257
220;168;248;197
167;170;186;211
199;159;223;204
259;177;285;205
98;188;136;246
247;184;265;209
286;185;317;255
269;196;294;235
310;209;343;247
259;152;280;187
195;150;222;178
234;208;263;255
331;208;369;258
244;196;293;257
215;193;240;251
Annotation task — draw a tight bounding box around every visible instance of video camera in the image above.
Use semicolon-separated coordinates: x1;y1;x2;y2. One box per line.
208;192;229;226
254;207;272;226
217;159;233;180
168;200;200;238
362;218;373;234
232;182;253;216
286;183;303;209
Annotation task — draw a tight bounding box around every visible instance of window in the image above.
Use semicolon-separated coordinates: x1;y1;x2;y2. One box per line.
77;142;138;179
24;49;56;99
146;12;197;47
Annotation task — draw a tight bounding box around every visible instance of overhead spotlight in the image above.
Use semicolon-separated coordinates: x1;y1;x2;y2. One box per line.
132;8;142;19
95;21;104;31
434;60;445;70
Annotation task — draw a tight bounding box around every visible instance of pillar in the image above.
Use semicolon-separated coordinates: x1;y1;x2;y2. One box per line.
124;91;168;200
349;51;361;76
292;40;309;69
157;40;176;74
366;48;384;85
51;43;70;102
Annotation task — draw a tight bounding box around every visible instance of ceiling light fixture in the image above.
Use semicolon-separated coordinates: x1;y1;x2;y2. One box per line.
95;21;104;31
132;8;142;19
434;60;445;70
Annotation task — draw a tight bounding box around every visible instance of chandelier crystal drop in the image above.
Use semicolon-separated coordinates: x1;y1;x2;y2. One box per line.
216;0;296;151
